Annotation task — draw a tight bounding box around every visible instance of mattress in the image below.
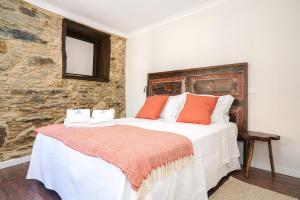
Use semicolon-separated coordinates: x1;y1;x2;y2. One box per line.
27;118;241;200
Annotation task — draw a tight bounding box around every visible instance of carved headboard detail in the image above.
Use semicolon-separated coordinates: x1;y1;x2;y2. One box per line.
147;63;248;132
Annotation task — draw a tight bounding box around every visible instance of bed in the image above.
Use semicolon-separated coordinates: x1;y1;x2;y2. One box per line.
27;63;248;200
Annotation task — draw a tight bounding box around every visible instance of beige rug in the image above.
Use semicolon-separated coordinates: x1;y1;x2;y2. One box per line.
209;177;298;200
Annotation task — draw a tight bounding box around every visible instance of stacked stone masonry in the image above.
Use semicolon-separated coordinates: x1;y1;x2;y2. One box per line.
0;0;126;161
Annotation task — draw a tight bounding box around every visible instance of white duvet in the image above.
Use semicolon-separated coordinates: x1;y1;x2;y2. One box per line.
27;118;240;200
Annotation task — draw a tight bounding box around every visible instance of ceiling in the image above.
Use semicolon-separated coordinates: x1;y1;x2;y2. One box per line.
25;0;227;37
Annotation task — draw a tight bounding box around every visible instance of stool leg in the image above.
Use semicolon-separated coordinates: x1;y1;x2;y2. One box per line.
268;140;275;177
245;140;254;178
243;140;248;165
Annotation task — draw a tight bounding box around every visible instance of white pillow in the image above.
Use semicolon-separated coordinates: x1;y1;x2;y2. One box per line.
211;95;234;123
160;93;185;119
182;93;234;124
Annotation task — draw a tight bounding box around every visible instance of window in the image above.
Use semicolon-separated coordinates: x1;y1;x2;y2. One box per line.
62;19;111;82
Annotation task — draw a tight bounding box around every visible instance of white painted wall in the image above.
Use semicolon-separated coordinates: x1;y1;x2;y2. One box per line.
126;0;300;177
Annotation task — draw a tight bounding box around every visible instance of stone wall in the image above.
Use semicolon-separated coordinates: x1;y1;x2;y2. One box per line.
0;0;126;161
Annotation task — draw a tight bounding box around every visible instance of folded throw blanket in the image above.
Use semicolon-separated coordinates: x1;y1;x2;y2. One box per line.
63;120;116;128
36;124;194;199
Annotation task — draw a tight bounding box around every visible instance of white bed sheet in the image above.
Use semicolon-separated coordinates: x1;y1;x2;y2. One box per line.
27;118;240;200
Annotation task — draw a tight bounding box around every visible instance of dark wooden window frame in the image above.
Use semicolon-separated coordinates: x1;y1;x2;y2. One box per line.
62;18;111;82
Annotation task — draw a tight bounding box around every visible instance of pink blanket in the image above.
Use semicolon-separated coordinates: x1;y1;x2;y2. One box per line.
36;124;193;191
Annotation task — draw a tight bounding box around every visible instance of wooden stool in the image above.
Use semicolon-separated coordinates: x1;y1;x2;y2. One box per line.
240;131;280;178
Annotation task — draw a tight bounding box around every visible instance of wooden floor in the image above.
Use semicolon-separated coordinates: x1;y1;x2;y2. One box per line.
0;163;299;200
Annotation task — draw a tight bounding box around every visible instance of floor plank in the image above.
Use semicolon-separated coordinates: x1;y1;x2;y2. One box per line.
231;167;300;199
0;163;60;200
0;162;299;200
208;167;300;199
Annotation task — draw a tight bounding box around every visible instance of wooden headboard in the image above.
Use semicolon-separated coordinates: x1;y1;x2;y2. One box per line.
147;63;248;132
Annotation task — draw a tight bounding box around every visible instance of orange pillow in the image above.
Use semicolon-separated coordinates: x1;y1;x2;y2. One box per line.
136;96;169;120
177;94;218;124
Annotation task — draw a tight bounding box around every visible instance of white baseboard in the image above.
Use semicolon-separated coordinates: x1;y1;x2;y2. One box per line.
251;161;300;179
0;155;31;169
